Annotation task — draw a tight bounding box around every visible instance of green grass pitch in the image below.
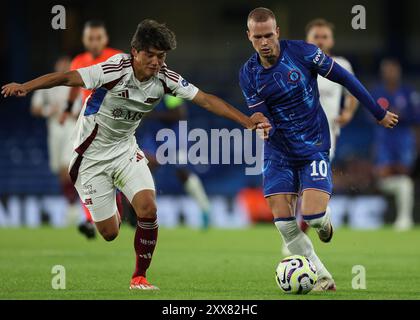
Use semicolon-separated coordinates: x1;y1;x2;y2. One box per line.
0;225;419;300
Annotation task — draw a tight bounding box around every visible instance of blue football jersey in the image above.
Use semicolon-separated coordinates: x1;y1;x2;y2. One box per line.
371;84;420;167
239;40;335;163
372;84;420;131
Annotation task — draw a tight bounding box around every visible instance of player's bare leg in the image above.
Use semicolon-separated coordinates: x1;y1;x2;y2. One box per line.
300;189;335;291
268;193;335;292
130;189;159;290
94;213;121;241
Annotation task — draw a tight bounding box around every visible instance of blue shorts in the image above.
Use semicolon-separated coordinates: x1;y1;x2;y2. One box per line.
263;152;333;197
375;135;416;169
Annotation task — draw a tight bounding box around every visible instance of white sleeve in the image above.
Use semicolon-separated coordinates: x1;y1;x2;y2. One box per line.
76;64;104;89
76;54;131;90
159;66;199;100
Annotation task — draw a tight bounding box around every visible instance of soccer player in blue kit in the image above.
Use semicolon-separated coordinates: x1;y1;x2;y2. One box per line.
240;8;399;291
372;59;419;231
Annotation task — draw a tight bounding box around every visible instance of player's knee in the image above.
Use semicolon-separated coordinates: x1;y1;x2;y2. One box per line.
138;202;157;219
100;229;119;242
301;193;329;216
300;206;314;216
269;203;294;218
132;191;157;219
102;232;118;242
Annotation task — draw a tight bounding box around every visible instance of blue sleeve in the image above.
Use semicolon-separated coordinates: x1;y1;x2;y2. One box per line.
239;66;270;116
325;62;387;121
292;41;335;76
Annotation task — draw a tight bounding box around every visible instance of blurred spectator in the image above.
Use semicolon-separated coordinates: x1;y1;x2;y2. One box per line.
371;58;420;230
30;56;81;224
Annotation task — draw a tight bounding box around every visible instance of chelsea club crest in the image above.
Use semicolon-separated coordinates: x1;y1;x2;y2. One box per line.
287;70;301;84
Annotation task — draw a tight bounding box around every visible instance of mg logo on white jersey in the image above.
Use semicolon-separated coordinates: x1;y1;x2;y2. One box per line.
111;107;144;121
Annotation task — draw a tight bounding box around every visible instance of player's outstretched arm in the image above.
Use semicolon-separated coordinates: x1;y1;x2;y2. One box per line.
324;62;398;129
192;90;272;136
2;71;84;98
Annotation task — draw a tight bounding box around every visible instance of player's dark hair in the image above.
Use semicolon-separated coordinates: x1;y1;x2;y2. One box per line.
380;58;401;71
381;57;401;66
84;20;106;30
55;55;71;63
305;19;335;35
247;7;276;24
131;19;177;52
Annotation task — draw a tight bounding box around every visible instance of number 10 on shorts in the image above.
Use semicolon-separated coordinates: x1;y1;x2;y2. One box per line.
310;160;328;177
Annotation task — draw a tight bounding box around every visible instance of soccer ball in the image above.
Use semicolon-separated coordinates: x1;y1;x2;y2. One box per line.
275;255;318;294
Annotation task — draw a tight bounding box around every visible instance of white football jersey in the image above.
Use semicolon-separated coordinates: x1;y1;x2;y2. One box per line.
318;56;354;126
31;86;71;124
74;53;199;160
31;86;77;172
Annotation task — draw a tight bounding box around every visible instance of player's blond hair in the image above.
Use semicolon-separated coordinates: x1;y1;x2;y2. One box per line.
247;7;276;28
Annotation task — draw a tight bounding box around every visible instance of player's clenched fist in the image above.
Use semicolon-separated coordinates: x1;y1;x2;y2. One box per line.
251;112;272;139
379;111;399;129
2;83;28;97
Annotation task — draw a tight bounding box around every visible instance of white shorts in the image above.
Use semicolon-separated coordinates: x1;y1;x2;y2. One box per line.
69;146;155;222
48;120;75;174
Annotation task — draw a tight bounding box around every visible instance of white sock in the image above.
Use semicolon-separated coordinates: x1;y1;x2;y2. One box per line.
303;206;331;230
274;218;333;279
379;175;414;223
184;173;210;212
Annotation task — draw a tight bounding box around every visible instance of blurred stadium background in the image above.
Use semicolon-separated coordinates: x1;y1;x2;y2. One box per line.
1;0;420;230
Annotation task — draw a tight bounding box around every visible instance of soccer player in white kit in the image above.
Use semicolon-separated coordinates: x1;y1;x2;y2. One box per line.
306;19;359;160
2;19;271;290
31;56;82;222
